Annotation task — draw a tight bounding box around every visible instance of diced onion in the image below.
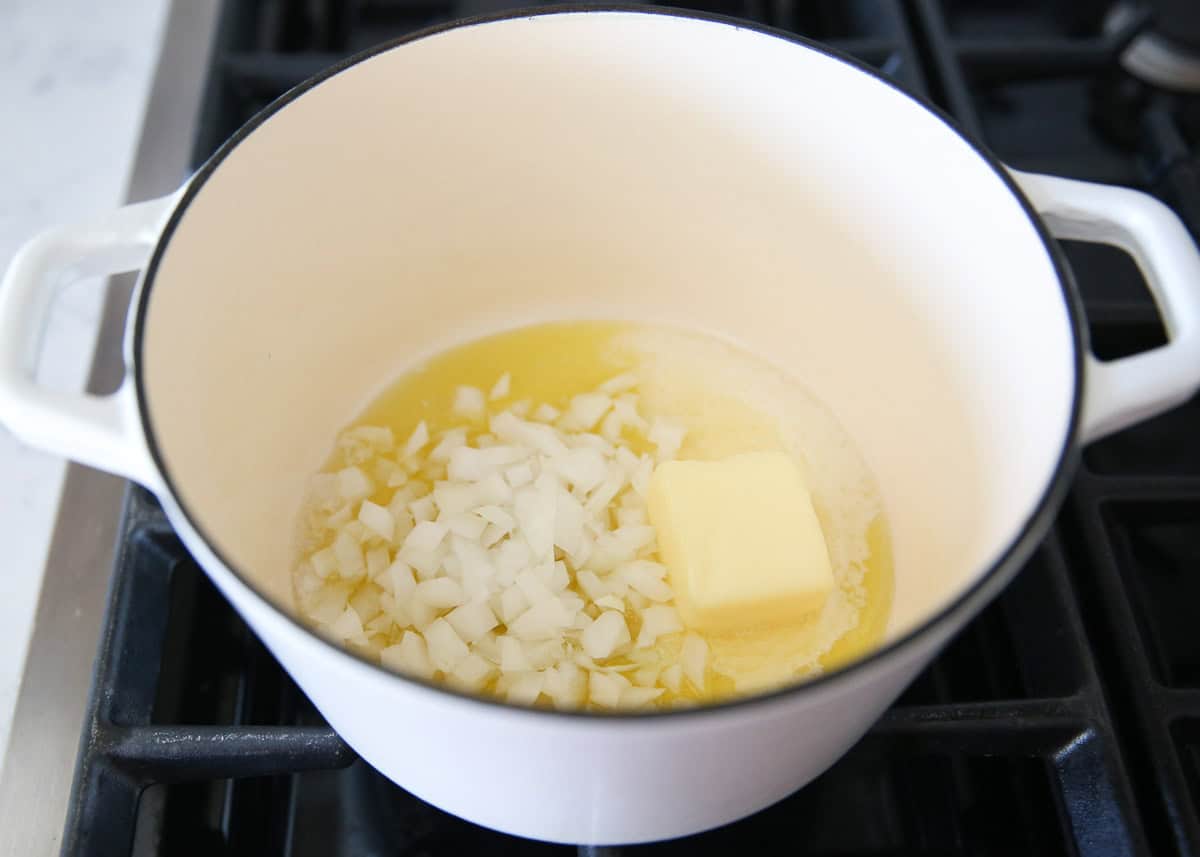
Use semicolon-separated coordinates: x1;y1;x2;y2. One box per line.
415;577;465;609
681;633;709;691
506;671;544;705
581;611;630;660
328;606;365;643
402;421;429;459
453;386;487;421
445;600;498;643
358;500;394;542
490;372;512;401
336;467;373;503
310;547;337;579
297;370;724;711
448;652;495;690
588;671;626;707
424;618;470;672
636;605;683;648
405;520;448;553
382;631;434;679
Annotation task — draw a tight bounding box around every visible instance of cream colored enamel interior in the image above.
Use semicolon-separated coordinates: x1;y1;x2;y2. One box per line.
142;13;1074;646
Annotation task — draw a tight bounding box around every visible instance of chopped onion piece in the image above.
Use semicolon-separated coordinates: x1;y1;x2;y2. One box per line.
575;570;608;602
636;606;683;648
400;546;443;580
448;652;495;690
476;472;512;506
349;584;382;621
473;631;502;664
408;495;436;523
581;611;630;660
681;633;709;690
499;635;533;671
513;484;555;561
532;403;560;423
548;560;571;592
406;597;438;630
506;671;544;706
490;372;512;400
453;386;487;420
357;500;394;542
584;472;624;518
404;520;448;553
594;594;625;612
475;504;515;531
445;513;487;540
588;671;624;708
633;665;660;687
618;560;674;602
382;631;434;679
525;639;565;670
387;467;409;488
430;483;472;517
491;411;569;457
504;462;534;488
424;618;469;672
333;531;365;579
310;547;337;579
447;446;527;481
590;526;656;572
429;428;468;462
328;606;365;642
480;523;506;548
498;587;529;624
598;372;638;394
445;600;498;643
659;664;684;694
562;393;612;431
307;473;339;510
508;599;572;641
364;613;392;637
402;421;430;459
365;547;389;579
553;447;608;494
336;467;372;503
514;568;555;605
543;662;586;708
648;418;687;462
415;577;465;609
492;539;531;586
387;561;416;598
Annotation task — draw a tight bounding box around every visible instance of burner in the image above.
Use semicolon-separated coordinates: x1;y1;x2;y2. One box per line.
1108;3;1200;92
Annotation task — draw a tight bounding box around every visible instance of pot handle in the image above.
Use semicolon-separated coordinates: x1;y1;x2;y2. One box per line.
1012;169;1200;443
0;194;176;487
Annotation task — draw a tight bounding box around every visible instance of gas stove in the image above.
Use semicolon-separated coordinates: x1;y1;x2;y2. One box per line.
15;1;1200;854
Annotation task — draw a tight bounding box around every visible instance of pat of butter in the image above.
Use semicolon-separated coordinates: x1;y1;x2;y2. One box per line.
647;451;834;635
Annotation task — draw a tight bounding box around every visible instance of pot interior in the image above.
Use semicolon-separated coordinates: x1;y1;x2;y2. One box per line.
141;11;1076;656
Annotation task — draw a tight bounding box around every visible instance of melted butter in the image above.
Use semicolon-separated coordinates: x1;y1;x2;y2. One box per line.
319;320;893;704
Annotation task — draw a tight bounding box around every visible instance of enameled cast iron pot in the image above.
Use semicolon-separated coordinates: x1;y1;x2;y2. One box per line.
5;8;1200;845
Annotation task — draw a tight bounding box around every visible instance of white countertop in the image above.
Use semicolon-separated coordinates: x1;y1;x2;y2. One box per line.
0;0;169;765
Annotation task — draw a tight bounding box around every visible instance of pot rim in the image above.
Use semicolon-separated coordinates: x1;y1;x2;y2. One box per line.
131;4;1087;722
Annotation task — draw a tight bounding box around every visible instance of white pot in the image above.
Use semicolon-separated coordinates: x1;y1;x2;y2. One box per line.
4;9;1200;845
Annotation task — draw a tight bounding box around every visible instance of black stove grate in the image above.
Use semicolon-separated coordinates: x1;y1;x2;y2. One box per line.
61;1;1200;854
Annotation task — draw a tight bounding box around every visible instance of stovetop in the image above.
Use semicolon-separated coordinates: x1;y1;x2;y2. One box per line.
60;1;1200;855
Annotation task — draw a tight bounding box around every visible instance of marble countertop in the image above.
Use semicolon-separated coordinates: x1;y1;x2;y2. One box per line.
0;0;170;764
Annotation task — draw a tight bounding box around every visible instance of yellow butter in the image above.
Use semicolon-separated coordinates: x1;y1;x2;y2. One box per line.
647;451;834;635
